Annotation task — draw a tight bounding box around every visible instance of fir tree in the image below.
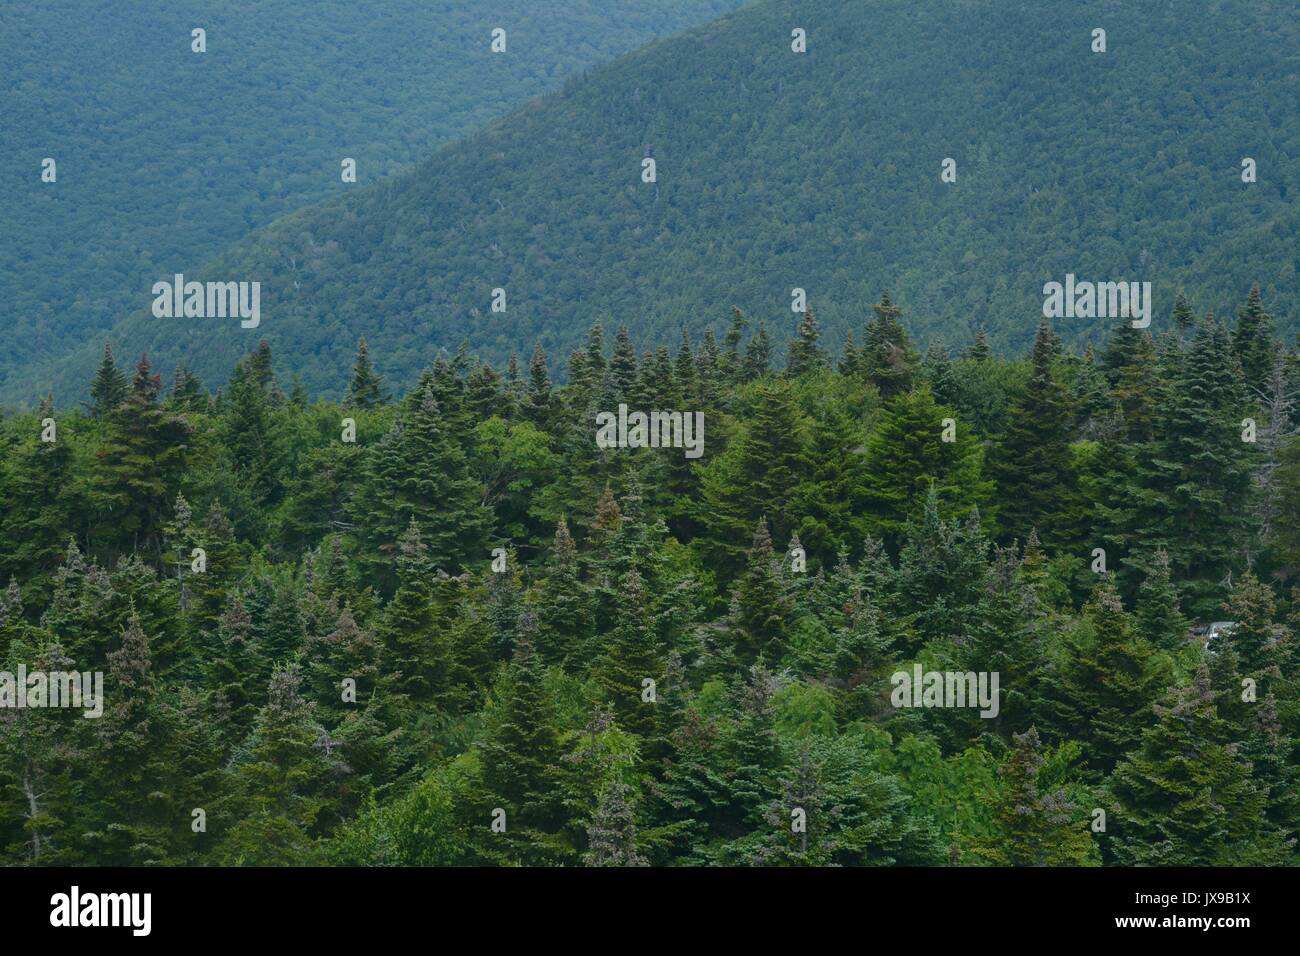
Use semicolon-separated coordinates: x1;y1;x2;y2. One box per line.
728;518;793;664
1232;285;1275;395
1110;668;1291;866
741;320;772;381
861;384;990;545
85;343;128;418
968;727;1098;866
91;354;193;558
722;306;749;380
1049;578;1171;771
345;337;390;409
584;780;647;866
1131;314;1251;616
221;664;345;864
1132;549;1188;651
861;291;917;398
351;385;491;584
786;308;828;378
963;327;991;362
993;319;1076;550
477;613;566;865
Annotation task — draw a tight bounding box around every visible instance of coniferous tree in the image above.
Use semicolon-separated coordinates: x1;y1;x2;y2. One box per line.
741;320;772;381
1132;549;1188;651
345;337;390;409
861;384;991;545
1130;315;1251;616
963;327;991;362
786;308;828;378
607;325;639;403
921;341;959;407
861;292;917;398
591;569;662;741
532;518;594;670
1110;668;1291;866
476;613;566;865
584;780;647;866
1171;290;1195;343
169;364;207;412
86;343;128;418
968;727;1098;866
525;342;556;429
726;664;784;829
91;354;192;558
0;395;77;591
1047;578;1170;771
1232;285;1275;395
699;379;812;573
722;306;749;380
994;320;1076;550
222;664;345;865
351;385;491;583
674;329;698;403
728;518;793;665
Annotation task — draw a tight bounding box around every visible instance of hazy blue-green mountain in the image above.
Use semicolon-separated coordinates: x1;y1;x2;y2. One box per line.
14;0;1300;403
0;0;744;399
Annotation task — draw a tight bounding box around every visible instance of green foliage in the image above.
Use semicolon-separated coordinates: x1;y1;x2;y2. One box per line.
2;298;1296;868
29;0;1300;405
2;0;744;403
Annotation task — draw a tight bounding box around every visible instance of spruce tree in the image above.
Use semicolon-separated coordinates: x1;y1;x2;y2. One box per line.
168;364;207;412
0;394;76;590
860;291;917;398
727;518;793;664
221;664;345;864
1232;285;1275;395
1132;549;1188;651
1050;578;1171;771
1110;668;1290;865
525;342;555;429
91;354;192;558
476;613;566;865
993;320;1077;550
345;337;390;409
351;385;491;583
741;320;772;381
591;569;662;740
963;327;991;362
584;780;647;866
698;378;812;573
921;341;959;407
861;384;990;545
722;306;749;380
1131;314;1250;616
968;727;1098;866
532;518;594;670
786;308;828;378
379;520;453;700
607;325;639;403
86;343;128;418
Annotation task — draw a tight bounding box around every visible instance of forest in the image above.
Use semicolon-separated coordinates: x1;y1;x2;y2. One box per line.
1;287;1297;866
0;0;743;403
34;0;1299;407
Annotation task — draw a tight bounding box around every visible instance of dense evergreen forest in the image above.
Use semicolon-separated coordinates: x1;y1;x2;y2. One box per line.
32;0;1300;406
0;0;743;402
2;288;1298;866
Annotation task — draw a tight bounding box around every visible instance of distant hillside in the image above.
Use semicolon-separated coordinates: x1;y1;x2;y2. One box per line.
17;0;1300;403
0;0;744;400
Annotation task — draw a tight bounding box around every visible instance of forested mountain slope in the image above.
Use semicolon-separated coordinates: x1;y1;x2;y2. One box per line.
0;0;744;400
21;0;1298;404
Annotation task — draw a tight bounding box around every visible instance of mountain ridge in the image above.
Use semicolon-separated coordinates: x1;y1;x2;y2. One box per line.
12;0;1299;403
